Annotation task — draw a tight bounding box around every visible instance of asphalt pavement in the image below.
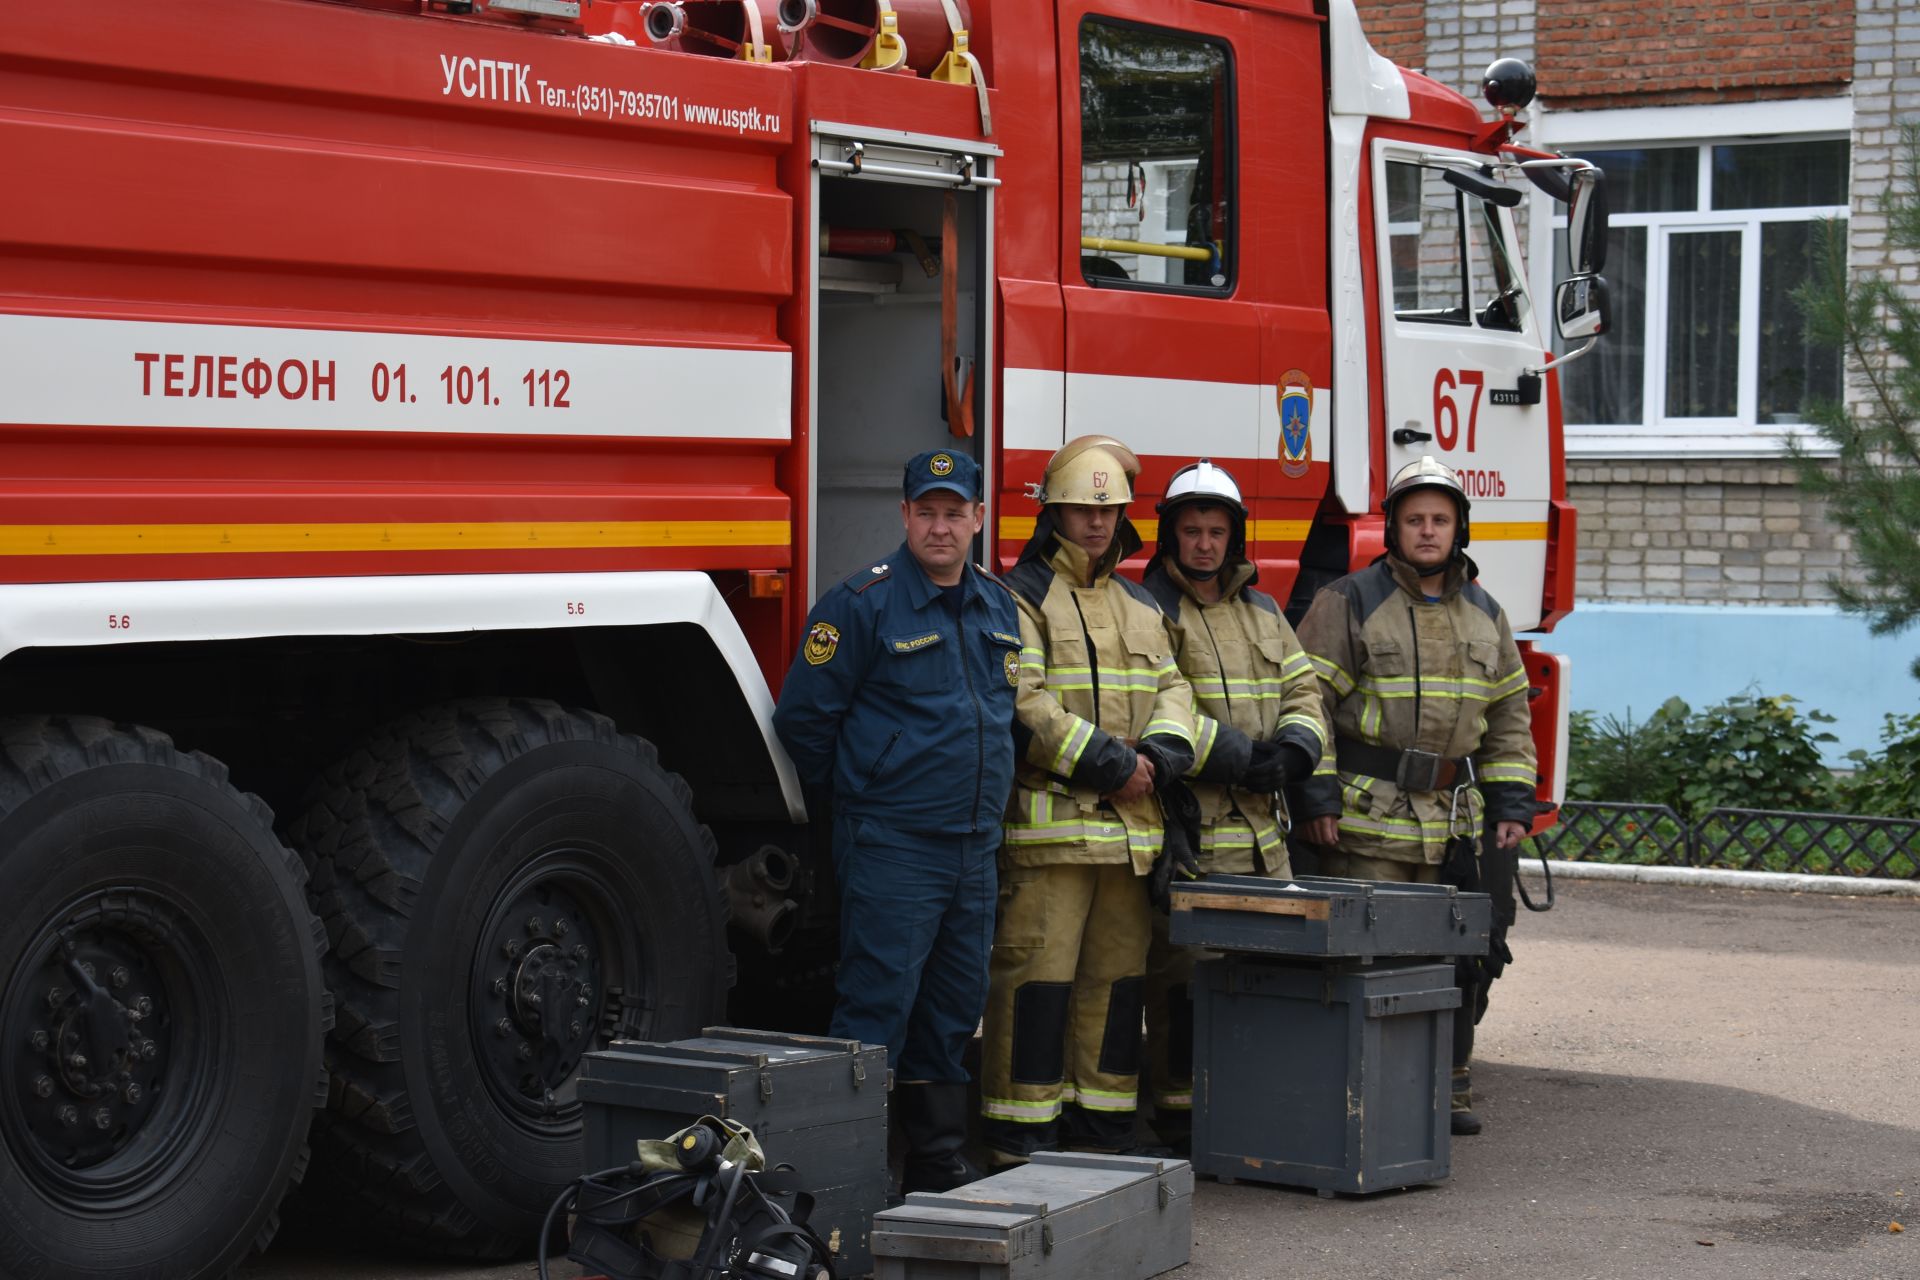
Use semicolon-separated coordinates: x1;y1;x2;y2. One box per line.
245;878;1920;1280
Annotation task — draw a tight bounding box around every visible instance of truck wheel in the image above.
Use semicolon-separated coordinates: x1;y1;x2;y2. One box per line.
0;716;327;1280
287;698;731;1256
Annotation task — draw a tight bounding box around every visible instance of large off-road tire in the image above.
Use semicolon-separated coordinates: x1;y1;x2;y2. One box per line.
0;716;327;1280
287;698;731;1256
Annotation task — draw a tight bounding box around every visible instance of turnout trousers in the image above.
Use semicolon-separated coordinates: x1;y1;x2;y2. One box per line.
980;862;1152;1161
830;814;998;1084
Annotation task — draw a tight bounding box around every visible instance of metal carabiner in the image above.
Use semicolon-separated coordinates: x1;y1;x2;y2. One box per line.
1447;779;1475;839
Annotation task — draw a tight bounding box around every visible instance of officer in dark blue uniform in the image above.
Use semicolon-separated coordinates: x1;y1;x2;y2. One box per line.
773;448;1021;1194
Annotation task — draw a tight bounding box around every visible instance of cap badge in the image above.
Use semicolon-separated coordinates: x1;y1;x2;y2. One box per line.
930;453;955;476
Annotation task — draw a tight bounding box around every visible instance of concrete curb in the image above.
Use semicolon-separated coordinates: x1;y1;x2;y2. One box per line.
1518;857;1920;897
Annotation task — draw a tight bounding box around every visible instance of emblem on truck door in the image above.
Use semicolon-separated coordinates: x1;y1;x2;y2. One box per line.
1279;370;1314;478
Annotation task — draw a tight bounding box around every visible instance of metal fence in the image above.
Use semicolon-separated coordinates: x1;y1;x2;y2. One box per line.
1527;801;1920;880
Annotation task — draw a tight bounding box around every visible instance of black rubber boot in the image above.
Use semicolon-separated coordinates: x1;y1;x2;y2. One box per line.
1450;1066;1482;1136
899;1083;985;1195
1151;1110;1192;1158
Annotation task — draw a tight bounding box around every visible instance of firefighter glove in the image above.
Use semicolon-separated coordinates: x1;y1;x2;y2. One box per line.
1241;739;1308;793
1149;778;1204;912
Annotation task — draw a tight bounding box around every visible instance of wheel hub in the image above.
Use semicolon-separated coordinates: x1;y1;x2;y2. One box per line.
474;877;608;1121
3;889;211;1201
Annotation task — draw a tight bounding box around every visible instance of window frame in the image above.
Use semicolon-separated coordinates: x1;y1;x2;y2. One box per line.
1074;13;1240;297
1529;99;1851;458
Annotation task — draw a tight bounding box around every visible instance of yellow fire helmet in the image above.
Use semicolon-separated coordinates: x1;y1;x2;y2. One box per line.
1034;434;1141;506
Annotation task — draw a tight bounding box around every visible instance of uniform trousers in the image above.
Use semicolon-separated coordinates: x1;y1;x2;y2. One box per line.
829;813;998;1084
980;861;1151;1160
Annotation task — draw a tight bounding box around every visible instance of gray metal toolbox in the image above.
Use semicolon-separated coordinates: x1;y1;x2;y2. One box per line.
871;1152;1191;1280
1191;958;1458;1194
1169;873;1492;959
578;1026;888;1276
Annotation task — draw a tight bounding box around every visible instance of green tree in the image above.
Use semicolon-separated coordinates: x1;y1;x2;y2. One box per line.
1792;122;1920;677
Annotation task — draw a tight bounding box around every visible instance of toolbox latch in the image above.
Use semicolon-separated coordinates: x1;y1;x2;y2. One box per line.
852;1058;867;1089
1042;1224;1055;1255
759;1069;774;1101
1158;1179;1172;1209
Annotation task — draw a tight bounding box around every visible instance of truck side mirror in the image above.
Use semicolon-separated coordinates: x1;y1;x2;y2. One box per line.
1554;274;1610;342
1566;167;1608;276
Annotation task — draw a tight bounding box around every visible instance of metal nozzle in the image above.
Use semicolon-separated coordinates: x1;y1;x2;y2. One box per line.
644;1;687;41
776;0;816;33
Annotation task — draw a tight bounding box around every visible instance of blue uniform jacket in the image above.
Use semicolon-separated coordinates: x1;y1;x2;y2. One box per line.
773;544;1022;835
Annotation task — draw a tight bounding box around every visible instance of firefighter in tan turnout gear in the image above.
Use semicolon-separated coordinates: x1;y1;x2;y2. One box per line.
980;435;1197;1164
1294;455;1537;1136
1139;460;1327;1145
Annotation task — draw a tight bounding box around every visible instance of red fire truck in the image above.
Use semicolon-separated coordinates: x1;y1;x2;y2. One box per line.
0;0;1605;1273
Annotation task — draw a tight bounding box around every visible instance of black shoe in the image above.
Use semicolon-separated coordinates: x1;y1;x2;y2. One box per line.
1451;1108;1483;1136
1150;1132;1192;1159
898;1082;985;1195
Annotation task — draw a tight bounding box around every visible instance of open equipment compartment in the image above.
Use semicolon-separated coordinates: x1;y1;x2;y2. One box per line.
809;126;998;594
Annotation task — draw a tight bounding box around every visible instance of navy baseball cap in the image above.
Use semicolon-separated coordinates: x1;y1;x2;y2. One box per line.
903;449;982;501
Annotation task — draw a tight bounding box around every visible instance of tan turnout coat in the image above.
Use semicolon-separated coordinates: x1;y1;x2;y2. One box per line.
1294;555;1538;865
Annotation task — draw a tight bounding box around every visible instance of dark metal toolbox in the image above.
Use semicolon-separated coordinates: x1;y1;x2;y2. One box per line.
579;1026;888;1276
871;1152;1192;1280
1192;958;1457;1195
1169;873;1491;959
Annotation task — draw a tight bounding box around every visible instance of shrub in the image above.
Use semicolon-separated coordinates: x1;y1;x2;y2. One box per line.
1836;712;1920;818
1563;693;1837;821
1662;693;1838;820
1563;701;1688;807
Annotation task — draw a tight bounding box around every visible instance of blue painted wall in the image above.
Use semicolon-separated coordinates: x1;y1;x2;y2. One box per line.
1528;603;1920;764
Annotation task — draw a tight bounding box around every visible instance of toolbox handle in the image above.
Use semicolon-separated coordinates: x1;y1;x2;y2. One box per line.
1363;988;1462;1018
1174;892;1331;921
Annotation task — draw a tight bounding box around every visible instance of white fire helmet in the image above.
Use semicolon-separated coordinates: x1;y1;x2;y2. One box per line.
1157;459;1249;574
1383;455;1471;550
1157;459;1246;519
1035;434;1140;506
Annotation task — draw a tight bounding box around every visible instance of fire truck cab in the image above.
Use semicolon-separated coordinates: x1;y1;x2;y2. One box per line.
0;0;1603;1273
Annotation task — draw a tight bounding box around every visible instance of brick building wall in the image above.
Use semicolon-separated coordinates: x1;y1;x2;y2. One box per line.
1353;0;1426;70
1848;0;1920;297
1420;0;1535;102
1348;0;1901;612
1538;0;1853;109
1569;464;1861;604
1081;161;1144;281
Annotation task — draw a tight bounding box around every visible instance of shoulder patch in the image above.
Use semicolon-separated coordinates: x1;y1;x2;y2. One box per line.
802;620;841;665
